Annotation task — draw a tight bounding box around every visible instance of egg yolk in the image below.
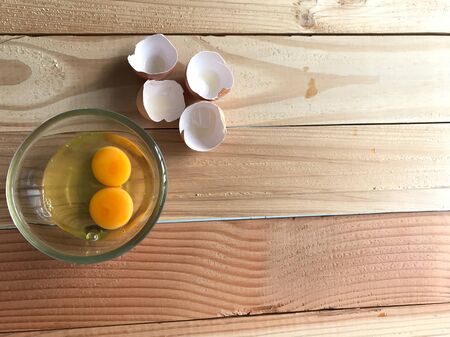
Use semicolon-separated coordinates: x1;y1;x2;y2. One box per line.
89;187;133;230
92;146;131;186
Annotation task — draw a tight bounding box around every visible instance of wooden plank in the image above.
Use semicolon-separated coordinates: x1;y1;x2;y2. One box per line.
1;0;449;34
2;35;450;132
5;303;450;337
1;212;450;331
1;124;450;225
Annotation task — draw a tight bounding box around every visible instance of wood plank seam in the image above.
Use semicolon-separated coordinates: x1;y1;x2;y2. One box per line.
1;302;448;332
2;302;450;335
1;0;450;34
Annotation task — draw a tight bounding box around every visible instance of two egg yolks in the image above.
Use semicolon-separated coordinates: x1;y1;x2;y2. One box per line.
89;146;133;230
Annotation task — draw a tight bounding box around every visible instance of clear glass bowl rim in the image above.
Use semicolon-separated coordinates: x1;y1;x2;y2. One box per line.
6;109;168;264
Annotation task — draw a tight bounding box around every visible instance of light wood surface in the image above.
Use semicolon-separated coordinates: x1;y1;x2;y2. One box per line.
1;0;449;34
1;124;449;226
2;35;450;132
4;303;450;337
1;212;450;331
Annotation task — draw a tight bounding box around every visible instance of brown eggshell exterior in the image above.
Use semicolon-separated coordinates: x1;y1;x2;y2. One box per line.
218;87;231;99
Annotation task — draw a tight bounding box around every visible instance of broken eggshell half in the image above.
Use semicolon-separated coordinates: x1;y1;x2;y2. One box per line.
128;34;178;80
186;51;234;100
179;101;226;152
137;80;186;122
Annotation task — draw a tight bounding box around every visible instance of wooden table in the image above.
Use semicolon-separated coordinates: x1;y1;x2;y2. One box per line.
1;1;450;336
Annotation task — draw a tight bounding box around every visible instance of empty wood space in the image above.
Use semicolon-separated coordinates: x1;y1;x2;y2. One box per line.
3;303;450;337
1;212;450;331
2;35;450;132
1;0;450;34
1;124;449;227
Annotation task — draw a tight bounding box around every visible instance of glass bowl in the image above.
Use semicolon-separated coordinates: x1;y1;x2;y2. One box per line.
6;109;167;264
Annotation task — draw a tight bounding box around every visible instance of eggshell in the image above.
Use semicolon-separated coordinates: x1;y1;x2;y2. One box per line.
179;101;226;151
186;51;234;100
128;34;178;80
137;80;186;122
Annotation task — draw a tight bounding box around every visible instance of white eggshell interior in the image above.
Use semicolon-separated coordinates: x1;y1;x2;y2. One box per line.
180;101;226;151
142;80;186;122
128;34;177;75
193;51;226;64
186;51;234;100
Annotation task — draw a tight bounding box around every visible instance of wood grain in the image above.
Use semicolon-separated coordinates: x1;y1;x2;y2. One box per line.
1;124;450;226
1;212;450;331
159;124;450;220
2;35;450;131
1;0;449;34
4;303;450;336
